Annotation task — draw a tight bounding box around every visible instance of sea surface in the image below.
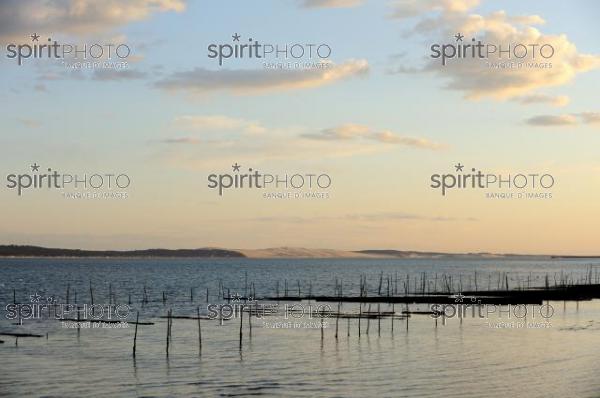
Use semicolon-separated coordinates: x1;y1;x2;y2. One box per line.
0;257;599;397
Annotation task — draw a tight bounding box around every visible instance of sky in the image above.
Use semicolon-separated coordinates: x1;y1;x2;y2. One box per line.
0;0;599;254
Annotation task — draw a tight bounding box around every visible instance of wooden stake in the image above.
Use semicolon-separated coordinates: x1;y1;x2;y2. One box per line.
239;304;244;349
335;302;340;339
378;303;381;337
166;309;171;356
366;304;371;335
320;308;324;341
358;302;362;337
133;311;139;358
89;281;94;305
197;306;202;355
347;316;350;337
248;302;252;337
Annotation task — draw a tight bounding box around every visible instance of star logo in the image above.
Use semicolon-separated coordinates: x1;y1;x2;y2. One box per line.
232;163;241;172
454;33;464;42
231;292;242;302
31;33;40;42
232;33;241;42
451;293;465;303
29;292;42;303
454;163;464;172
31;163;40;172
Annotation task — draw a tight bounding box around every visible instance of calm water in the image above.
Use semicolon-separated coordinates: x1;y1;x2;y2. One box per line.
1;258;599;397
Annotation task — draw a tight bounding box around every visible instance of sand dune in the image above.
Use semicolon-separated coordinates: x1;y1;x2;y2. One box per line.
238;247;385;259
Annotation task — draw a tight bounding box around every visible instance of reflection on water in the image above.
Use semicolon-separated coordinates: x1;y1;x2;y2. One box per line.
1;258;599;397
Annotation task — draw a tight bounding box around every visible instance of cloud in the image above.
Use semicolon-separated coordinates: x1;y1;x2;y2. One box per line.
524;112;600;127
0;0;185;41
525;115;578;126
157;134;381;169
344;212;477;222
17;118;40;128
247;212;476;223
389;0;479;19
368;131;445;149
160;137;201;144
174;115;266;134
154;119;444;170
437;15;599;100
390;5;600;101
579;112;600;125
300;0;363;8
303;124;370;140
92;69;147;81
513;94;570;107
155;59;369;95
302;123;444;150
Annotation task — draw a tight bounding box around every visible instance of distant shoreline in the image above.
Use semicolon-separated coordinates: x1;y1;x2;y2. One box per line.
0;245;245;259
0;244;593;259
